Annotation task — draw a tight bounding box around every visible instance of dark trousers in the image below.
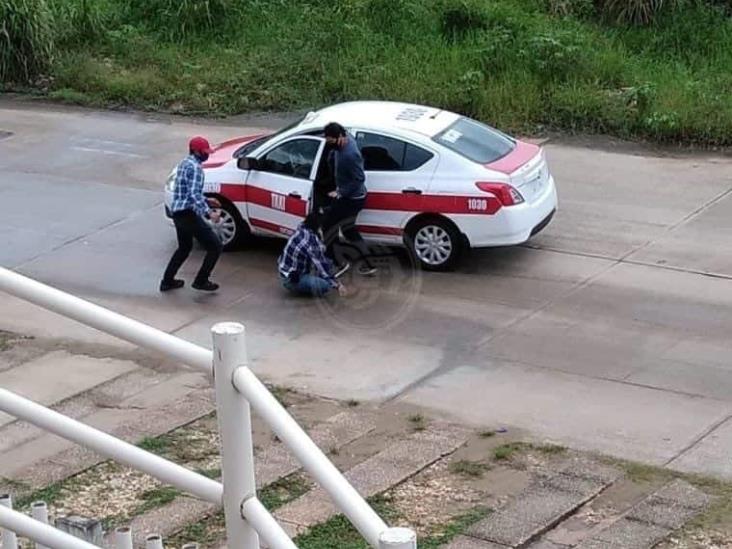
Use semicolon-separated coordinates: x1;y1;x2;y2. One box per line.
322;197;372;267
163;210;222;284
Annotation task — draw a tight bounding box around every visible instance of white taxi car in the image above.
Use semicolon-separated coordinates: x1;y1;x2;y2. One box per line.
164;101;557;270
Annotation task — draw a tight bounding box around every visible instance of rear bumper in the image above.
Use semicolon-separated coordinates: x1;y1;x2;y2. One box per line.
462;175;558;247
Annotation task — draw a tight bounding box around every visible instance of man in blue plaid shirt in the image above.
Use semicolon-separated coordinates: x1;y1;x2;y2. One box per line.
161;136;223;293
278;213;348;297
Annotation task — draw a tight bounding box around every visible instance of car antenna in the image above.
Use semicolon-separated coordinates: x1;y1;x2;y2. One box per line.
429;109;443;119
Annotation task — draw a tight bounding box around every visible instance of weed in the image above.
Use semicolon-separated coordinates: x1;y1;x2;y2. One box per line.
407;414;427;432
449;459;489;478
0;0;54;84
493;443;523;461
137;486;180;513
137;436;169;454
15;482;64;509
346;399;360;408
478;430;496;438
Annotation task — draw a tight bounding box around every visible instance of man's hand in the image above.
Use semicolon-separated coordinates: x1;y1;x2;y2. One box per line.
327;191;338;198
209;210;221;224
207;197;222;208
337;283;349;297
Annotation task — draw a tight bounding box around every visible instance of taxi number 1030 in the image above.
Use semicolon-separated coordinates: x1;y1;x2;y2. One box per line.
467;198;489;211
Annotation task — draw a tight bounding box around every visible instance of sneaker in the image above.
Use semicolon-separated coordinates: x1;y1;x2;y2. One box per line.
159;279;184;292
192;280;220;292
334;262;351;278
357;265;378;277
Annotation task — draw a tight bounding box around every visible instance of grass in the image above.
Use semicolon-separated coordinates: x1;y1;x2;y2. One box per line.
3;0;732;146
493;443;524;461
407;414;427;432
15;482;64;509
135;486;181;514
294;497;489;549
168;473;310;547
449;459;490;478
137;436;170;454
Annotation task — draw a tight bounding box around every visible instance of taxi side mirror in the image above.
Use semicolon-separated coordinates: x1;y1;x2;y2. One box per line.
238;156;259;171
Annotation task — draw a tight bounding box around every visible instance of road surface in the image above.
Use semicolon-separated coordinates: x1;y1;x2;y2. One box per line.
1;99;731;478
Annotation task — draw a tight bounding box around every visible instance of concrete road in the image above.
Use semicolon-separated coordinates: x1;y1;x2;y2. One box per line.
1;99;731;478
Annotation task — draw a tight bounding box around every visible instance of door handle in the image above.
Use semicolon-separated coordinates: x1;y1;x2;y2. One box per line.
288;192;302;199
402;187;422;195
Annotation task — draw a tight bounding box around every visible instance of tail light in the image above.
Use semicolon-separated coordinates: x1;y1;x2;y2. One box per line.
476;182;524;206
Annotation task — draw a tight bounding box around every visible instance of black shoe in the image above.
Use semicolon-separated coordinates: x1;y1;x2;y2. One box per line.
334;262;351;278
192;280;220;292
159;279;184;292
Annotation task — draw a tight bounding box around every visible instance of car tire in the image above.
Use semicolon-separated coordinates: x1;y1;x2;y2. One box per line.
406;216;464;271
209;197;250;251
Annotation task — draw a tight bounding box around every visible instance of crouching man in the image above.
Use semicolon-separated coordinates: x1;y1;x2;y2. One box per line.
278;213;349;297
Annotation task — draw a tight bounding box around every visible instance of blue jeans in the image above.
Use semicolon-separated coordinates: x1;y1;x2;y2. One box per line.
281;274;333;297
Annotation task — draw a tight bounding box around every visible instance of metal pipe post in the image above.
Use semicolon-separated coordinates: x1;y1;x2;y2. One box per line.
0;506;97;549
241;497;297;549
212;323;259;549
0;495;18;549
30;502;49;549
114;527;133;549
379;527;417;549
145;534;164;549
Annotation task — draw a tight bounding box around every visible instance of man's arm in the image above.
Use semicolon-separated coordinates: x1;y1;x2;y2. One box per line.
308;233;338;287
190;164;211;218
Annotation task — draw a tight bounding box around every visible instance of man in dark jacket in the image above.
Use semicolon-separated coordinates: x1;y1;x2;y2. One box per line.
321;122;377;276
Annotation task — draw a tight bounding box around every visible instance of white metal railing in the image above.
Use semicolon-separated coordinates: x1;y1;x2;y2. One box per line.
0;267;416;549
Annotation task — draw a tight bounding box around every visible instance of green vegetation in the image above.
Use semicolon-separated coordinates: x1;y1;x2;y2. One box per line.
2;0;732;145
449;459;490;478
294;498;488;549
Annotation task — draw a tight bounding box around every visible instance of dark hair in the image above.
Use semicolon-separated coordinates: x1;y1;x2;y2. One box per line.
324;122;347;139
302;212;322;232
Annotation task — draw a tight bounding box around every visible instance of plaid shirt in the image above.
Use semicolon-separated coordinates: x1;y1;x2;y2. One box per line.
170;155;210;218
278;224;337;287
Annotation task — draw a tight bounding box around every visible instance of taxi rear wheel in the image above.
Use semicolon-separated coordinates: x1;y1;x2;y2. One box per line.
406;216;464;271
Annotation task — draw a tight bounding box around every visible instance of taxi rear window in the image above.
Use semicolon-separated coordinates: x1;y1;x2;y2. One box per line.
433;118;515;163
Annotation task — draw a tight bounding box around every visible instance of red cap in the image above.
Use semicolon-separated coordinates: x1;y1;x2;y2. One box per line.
189;136;214;154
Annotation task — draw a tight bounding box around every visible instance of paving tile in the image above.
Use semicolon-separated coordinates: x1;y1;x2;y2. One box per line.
592;518;669;548
556;457;623;484
0;350;137;427
652;479;712;510
275;425;468;527
468;487;581;546
628;499;700;530
444;535;508;548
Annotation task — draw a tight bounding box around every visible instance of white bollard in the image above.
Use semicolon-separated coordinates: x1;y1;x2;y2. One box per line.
211;323;259;549
30;502;49;549
0;495;18;549
379;527;417;549
145;534;164;549
115;527;133;549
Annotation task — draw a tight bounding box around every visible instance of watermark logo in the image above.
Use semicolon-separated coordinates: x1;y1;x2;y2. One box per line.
317;224;422;333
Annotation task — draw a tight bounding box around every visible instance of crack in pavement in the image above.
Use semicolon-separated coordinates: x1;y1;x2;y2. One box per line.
664;413;732;467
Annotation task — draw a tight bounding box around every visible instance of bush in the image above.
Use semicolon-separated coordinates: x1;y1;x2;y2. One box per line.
438;0;489;41
126;0;230;41
49;0;108;45
542;0;595;18
596;0;687;25
0;0;54;84
523;31;587;82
